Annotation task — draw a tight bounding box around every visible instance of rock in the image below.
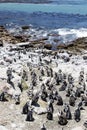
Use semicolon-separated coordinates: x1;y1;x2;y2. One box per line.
16;42;34;48
0;125;8;130
56;37;87;53
57;44;68;49
44;44;52;50
14;35;23;39
21;25;30;30
13;35;25;42
6;87;15;96
0;26;7;32
0;82;10;92
34;107;47;115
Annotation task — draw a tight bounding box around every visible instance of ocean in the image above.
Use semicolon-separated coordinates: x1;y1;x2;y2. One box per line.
0;1;87;44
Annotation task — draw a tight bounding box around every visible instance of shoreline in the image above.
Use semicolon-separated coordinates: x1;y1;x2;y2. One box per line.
0;25;87;53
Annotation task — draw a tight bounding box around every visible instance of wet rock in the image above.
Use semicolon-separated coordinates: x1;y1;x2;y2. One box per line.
57;44;68;49
44;44;52;50
21;25;30;30
0;26;7;32
56;37;87;53
13;35;28;42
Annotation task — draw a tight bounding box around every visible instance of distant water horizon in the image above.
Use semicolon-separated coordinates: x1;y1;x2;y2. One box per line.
0;3;87;15
0;0;87;5
0;1;87;43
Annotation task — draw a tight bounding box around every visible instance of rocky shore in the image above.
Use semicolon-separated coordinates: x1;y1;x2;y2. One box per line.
1;25;87;53
0;25;87;130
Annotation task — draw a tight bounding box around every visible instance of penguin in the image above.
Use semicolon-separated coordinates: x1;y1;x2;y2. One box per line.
41;90;48;102
41;68;45;76
31;93;39;106
56;95;63;106
26;108;34;121
68;74;74;84
22;102;29;114
47;100;54;120
69;94;76;106
58;69;63;84
47;108;53;120
75;87;81;97
50;68;53;77
74;107;81;122
0;92;7;102
15;95;20;105
18;82;23;92
59;81;67;91
84;121;87;128
64;104;72;120
41;124;47;130
58;111;68;125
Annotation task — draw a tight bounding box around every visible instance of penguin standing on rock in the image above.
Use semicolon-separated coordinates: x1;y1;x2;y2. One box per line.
26;107;34;121
14;94;20;105
47;100;54;120
0;92;7;102
84;120;87;128
69;94;76;106
64;104;72;120
68;74;74;84
22;102;29;114
6;67;15;89
56;95;63;105
58;69;63;84
59;81;67;91
41;124;47;130
74;107;81;122
58;110;68;125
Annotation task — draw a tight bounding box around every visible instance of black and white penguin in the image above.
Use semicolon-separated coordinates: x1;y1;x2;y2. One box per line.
74;107;81;122
58;111;68;125
22;102;29;114
56;95;63;106
47;101;54;120
15;95;20;105
26;108;34;121
47;108;53;120
41;124;47;130
31;92;39;106
64;104;72;120
59;81;67;91
69;94;76;106
0;92;7;102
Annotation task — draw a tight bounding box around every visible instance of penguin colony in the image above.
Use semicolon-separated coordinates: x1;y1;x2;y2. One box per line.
0;46;87;130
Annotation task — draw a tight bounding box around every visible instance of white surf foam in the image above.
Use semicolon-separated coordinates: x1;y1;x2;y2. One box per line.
57;28;87;37
8;26;87;44
54;28;87;43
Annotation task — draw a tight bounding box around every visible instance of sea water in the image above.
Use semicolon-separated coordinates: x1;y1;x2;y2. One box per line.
0;1;87;43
